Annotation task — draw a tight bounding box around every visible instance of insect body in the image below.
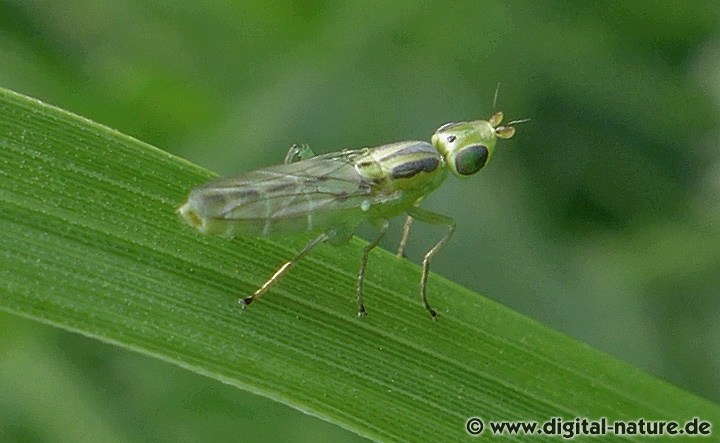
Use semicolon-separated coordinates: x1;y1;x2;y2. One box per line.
179;111;522;318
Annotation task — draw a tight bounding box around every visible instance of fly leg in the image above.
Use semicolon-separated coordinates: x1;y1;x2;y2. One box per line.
396;215;413;258
284;144;315;164
357;220;389;317
240;231;330;308
406;206;456;319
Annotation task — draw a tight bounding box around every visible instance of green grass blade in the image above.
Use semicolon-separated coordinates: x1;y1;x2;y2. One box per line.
0;87;717;442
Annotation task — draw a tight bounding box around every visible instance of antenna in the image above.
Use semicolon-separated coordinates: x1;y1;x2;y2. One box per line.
506;118;531;126
492;82;501;111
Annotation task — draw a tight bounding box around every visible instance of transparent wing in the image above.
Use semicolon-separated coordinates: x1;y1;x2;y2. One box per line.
184;150;395;235
222;153;372;219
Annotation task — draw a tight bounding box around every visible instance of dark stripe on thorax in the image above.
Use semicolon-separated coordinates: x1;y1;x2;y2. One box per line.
390;157;440;179
376;141;437;163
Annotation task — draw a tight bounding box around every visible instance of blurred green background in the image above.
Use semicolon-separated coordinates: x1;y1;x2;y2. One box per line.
1;1;719;441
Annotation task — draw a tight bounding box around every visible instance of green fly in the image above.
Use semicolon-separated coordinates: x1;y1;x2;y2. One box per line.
179;111;524;318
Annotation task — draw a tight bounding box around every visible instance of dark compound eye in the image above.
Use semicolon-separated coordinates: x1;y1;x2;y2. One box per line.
447;135;456;143
454;145;488;175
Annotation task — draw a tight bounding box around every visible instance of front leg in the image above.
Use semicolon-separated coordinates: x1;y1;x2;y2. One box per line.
405;206;456;319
